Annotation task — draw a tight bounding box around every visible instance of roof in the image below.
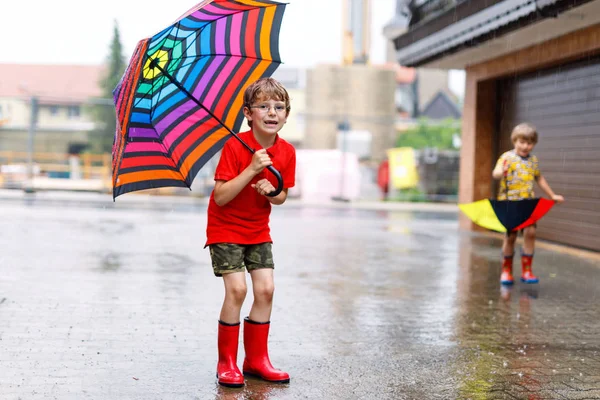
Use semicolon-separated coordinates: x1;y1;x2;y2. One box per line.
0;64;104;103
420;91;462;120
392;0;589;67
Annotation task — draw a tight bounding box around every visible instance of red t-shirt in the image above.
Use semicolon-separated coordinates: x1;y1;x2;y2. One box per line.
205;130;296;246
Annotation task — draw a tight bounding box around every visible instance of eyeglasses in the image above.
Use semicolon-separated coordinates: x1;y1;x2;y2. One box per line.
249;104;287;114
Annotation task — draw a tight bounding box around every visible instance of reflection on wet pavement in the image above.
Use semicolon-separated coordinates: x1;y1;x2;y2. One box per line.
453;236;600;399
0;198;598;399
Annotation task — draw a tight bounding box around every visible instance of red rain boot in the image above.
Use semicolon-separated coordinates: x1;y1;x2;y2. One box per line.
500;254;514;285
243;317;290;383
217;321;244;388
520;253;539;284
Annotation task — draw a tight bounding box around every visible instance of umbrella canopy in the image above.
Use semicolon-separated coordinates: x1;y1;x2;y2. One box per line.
459;198;555;233
112;0;286;199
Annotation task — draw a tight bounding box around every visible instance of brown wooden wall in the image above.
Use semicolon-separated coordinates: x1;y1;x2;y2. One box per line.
497;58;600;251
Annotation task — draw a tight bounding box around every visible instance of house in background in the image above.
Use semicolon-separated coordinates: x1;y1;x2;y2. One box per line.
384;5;462;121
0;64;104;154
0;63;308;157
420;90;462;120
391;0;600;251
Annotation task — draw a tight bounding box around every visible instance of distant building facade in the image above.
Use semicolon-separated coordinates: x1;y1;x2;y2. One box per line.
0;64;104;153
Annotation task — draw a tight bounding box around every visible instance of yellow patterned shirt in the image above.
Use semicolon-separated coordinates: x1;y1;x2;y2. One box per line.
495;150;540;200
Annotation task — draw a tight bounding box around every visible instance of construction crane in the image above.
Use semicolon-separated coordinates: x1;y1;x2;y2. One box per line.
342;0;371;65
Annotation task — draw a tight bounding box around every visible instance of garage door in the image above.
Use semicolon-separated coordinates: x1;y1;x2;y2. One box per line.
498;58;600;252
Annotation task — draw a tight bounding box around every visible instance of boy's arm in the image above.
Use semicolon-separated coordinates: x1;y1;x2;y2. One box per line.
267;188;288;205
270;189;288;205
492;158;508;180
251;180;288;205
213;149;272;206
213;168;258;206
536;175;564;203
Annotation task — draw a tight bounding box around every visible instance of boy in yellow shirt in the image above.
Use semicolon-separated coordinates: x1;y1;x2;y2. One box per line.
492;123;564;285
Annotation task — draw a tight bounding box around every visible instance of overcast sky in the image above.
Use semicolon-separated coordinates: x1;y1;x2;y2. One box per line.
0;0;464;96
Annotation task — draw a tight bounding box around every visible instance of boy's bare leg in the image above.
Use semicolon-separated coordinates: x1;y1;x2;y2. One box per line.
520;225;539;283
248;269;275;322
522;226;536;255
220;272;247;324
503;232;517;256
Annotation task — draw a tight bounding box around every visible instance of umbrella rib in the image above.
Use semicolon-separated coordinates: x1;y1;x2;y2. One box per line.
139;67;189;188
148;68;188;186
130;68;164;110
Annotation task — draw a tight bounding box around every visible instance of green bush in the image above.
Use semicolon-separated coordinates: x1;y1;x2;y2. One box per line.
396;118;460;150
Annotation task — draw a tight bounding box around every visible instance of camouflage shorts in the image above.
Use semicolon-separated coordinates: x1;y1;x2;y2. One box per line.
209;243;274;277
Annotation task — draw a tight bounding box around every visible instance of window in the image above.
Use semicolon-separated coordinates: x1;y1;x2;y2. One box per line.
67;106;80;119
49;105;59;116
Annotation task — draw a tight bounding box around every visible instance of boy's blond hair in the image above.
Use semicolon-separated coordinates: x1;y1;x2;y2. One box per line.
511;123;538;144
243;78;291;127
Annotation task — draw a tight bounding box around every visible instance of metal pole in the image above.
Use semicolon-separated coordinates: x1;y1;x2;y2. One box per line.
25;96;38;193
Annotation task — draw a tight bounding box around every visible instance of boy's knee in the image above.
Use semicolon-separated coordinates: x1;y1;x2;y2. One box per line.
226;283;248;304
254;283;274;303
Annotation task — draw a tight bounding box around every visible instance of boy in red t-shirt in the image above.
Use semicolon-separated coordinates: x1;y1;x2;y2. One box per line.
206;78;296;387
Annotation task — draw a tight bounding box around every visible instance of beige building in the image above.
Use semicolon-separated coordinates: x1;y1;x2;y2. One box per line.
0;64;104;153
304;64;396;161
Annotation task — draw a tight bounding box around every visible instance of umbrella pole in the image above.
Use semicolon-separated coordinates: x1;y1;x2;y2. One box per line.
152;62;284;197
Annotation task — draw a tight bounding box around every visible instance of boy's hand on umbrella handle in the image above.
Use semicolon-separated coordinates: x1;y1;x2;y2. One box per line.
251;179;275;196
250;149;272;174
552;194;565;203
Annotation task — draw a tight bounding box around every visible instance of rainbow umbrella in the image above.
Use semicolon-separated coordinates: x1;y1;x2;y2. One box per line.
459;198;555;233
112;0;286;199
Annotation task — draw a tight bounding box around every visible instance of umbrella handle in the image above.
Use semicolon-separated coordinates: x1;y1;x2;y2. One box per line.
266;165;284;197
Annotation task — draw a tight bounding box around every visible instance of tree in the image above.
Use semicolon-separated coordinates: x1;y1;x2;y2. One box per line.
88;20;126;153
395;118;460;150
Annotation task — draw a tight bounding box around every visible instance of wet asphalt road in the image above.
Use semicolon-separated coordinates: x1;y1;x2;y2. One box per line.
1;193;599;399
